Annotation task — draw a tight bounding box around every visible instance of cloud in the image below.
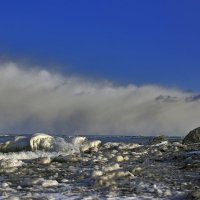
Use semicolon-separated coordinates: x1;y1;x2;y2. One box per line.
0;61;199;136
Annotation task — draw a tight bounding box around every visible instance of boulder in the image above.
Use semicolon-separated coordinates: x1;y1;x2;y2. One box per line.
183;127;200;144
30;133;55;151
80;140;101;153
187;189;200;200
149;135;167;145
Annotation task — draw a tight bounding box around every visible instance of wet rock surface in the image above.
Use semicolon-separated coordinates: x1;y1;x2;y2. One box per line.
0;138;199;200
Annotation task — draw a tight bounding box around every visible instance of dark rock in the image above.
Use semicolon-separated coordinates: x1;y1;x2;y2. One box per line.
183;127;200;144
187;189;200;200
149;135;167;145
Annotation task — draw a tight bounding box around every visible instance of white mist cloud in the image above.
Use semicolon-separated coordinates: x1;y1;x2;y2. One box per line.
0;61;199;136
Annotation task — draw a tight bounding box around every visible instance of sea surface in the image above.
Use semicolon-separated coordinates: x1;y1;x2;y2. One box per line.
0;134;182;145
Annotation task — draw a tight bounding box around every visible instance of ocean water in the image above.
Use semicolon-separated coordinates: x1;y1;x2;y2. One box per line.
0;134;197;200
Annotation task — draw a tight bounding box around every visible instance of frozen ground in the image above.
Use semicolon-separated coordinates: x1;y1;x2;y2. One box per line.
0;134;199;200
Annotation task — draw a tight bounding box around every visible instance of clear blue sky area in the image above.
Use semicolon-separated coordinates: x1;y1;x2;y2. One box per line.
0;0;200;91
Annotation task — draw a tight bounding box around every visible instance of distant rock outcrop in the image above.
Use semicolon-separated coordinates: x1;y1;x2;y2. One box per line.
183;127;200;144
149;135;167;145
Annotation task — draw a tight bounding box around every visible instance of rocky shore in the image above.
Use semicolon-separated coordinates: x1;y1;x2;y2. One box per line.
0;129;199;200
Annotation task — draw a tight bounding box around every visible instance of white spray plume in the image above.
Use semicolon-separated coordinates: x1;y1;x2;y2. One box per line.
0;61;199;136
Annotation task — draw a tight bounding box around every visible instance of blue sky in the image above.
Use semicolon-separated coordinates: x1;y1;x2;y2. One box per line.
0;0;200;91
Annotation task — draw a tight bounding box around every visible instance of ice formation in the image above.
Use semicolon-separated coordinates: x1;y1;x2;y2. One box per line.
42;180;58;188
71;136;86;145
0;133;81;154
80;140;101;152
30;133;55;151
0;134;198;199
0;158;23;168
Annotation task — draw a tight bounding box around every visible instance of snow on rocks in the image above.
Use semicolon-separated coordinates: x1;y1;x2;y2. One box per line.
118;143;141;150
92;170;103;177
0;134;199;199
152;140;169;147
0;158;24;173
132;167;142;175
0;133;56;153
102;163;120;172
0;133;81;154
80;140;101;153
72;136;86;145
0;159;23;168
30;133;55;151
103;142;141;151
94;162;134;187
35;156;51;165
115;155;124;162
42;180;58;188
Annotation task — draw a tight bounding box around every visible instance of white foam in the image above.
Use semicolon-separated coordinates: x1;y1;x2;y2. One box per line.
0;151;66;161
53;137;80;153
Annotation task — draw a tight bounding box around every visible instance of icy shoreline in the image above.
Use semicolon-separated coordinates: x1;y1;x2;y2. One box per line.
0;134;199;200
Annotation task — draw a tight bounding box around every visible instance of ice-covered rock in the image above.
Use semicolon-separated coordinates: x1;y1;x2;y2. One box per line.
87;140;101;148
92;170;103;177
115;170;133;178
42;180;58;187
0;159;23;168
164;189;172;196
132;167;142;175
102;163;120;172
118;143;141;150
95;168;133;188
2;182;9;188
0;133;56;153
153;140;169;147
103;142;120;149
30;133;55;151
173;142;187;148
115;155;124;162
35;157;51;164
30;178;45;185
80;140;101;153
0;134;198;199
72;136;86;145
0;133;79;154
